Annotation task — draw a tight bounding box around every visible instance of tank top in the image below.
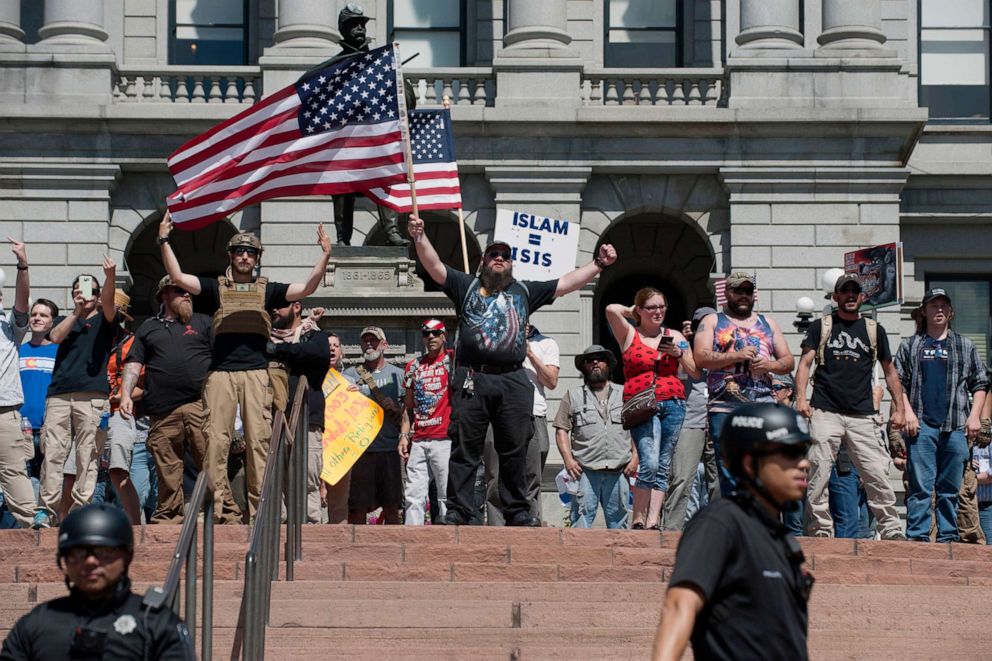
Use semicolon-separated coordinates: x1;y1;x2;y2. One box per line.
622;329;685;402
706;313;776;413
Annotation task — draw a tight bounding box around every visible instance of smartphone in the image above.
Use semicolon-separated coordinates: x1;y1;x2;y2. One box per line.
660;336;674;346
77;275;94;301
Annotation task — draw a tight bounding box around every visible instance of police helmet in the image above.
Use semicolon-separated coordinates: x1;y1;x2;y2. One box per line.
58;504;134;557
339;4;370;31
720;402;811;479
227;232;263;254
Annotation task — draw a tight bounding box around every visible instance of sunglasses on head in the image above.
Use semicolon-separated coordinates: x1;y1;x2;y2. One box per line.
422;329;444;338
486;250;512;261
231;247;259;256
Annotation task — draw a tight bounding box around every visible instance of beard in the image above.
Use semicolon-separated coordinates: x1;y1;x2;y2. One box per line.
169;298;194;323
232;260;254;276
480;264;513;292
363;348;382;363
271;311;293;330
728;299;753;317
585;366;608;386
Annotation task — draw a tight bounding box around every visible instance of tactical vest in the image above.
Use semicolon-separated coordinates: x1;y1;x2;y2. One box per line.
566;384;631;470
212;273;272;337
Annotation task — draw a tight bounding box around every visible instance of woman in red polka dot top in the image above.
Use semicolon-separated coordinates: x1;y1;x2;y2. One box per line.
606;288;699;529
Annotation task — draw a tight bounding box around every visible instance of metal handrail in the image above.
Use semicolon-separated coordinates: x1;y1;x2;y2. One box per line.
143;472;215;661
238;379;309;660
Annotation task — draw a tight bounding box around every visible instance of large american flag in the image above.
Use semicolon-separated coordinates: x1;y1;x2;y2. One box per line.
166;45;409;229
364;108;462;212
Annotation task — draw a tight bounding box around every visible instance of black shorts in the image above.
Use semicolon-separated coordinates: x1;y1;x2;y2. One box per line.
348;451;403;511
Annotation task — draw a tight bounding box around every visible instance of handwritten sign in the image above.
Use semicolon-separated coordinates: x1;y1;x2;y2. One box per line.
493;208;581;280
320;368;384;486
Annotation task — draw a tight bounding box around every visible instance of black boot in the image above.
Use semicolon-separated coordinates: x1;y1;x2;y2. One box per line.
332;195;354;246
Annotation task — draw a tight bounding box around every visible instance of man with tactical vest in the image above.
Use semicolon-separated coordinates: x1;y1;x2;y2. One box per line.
795;273;908;540
304;3;415;247
553;345;637;529
157;211;332;521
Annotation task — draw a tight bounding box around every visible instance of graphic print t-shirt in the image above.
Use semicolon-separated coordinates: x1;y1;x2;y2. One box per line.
403;349;453;441
442;266;557;367
802;314;891;415
920;335;949;427
19;342;58;428
706;314;776;413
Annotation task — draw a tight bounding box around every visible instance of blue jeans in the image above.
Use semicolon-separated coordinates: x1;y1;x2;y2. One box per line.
570;469;630;529
709;412;737;496
782;499;805;536
631;399;685;492
979;502;992;546
830;465;871;538
130;441;159;522
906;422;969;542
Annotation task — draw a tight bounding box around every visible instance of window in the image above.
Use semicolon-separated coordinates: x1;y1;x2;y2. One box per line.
605;0;680;68
390;0;463;67
919;0;991;120
925;276;991;362
170;0;248;65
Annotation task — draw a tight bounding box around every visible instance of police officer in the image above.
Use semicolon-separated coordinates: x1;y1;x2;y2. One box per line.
652;403;815;661
1;503;193;659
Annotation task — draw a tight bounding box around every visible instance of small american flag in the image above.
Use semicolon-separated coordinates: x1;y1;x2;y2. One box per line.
166;45;408;229
364;108;462;212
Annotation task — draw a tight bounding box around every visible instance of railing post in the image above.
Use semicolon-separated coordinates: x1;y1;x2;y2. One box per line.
285;417;296;581
202;497;214;661
244;553;257;661
185;524;197;652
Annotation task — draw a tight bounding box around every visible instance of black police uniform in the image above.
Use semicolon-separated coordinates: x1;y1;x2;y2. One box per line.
0;577;193;660
667;494;812;661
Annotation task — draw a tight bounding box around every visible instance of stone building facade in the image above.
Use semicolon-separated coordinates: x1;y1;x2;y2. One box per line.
1;1;989;476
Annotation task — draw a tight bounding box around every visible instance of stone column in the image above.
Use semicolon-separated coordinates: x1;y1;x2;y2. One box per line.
272;0;338;49
37;0;109;45
736;0;803;49
818;0;887;49
503;0;572;51
0;2;24;47
493;0;581;110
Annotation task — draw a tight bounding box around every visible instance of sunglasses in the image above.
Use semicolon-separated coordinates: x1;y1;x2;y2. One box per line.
231;247;259;256
167;287;190;297
486;250;512;261
422;329;444;338
771;384;792;392
583;355;607;363
641;305;667;312
757;445;808;461
731;288;755;296
63;545;122;563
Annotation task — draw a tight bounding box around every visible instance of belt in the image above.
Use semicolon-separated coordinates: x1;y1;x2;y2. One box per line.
470;363;522;375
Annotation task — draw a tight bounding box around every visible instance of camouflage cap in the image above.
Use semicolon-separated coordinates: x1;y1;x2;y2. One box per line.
227;232;263;254
725;272;755;290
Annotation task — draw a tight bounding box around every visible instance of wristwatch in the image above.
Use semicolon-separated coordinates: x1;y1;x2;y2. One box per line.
156;235;170;246
594;256;610;269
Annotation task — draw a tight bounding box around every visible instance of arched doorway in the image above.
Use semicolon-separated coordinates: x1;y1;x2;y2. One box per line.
593;212;715;382
366;211;482;290
125;214;237;321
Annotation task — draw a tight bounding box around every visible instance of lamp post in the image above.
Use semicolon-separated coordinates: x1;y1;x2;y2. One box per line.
793;296;815;333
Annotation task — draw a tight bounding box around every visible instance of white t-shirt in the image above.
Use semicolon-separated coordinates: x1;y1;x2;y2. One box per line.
523;333;560;417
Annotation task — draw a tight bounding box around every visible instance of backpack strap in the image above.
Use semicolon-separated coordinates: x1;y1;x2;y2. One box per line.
816;313;833;366
865;317;878;364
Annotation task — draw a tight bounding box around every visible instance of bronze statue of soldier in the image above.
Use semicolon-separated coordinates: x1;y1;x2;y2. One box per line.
304;4;414;247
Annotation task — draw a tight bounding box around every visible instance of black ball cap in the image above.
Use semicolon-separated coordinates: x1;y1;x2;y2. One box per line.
721;402;812;475
58;504;134;556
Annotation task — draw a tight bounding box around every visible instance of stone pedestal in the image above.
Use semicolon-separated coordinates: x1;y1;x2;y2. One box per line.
736;0;803;50
492;0;582;111
818;0;887;50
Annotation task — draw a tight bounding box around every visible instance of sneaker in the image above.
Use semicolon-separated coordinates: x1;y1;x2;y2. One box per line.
881;532;907;542
506;512;541;528
31;511;51;529
440;509;468;526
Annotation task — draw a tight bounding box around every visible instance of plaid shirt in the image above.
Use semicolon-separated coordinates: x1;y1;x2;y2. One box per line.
894;330;989;433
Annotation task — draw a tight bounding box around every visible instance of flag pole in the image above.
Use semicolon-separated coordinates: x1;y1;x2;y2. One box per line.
395;43;418;220
443;94;470;272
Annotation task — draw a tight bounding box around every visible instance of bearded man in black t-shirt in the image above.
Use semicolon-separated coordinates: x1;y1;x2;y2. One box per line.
157;211;331;522
407;215;617;526
794;274;907;540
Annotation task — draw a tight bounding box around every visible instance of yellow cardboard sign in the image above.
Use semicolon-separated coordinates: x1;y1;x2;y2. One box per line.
320;368;384;485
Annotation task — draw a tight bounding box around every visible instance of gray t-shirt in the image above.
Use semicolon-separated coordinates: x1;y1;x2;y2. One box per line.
0;305;28;407
682;374;708;429
342;363;405;453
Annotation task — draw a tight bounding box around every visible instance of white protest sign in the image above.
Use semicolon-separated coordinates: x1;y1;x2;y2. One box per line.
492;208;581;280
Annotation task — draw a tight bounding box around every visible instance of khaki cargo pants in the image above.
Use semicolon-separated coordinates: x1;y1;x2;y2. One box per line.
38;392;109;518
807;408;904;539
0;407;36;527
202;369;273;521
